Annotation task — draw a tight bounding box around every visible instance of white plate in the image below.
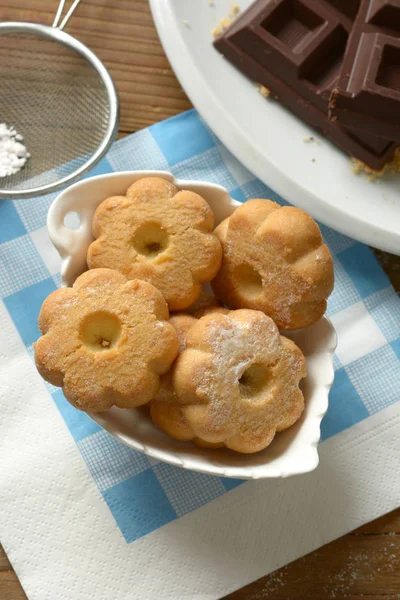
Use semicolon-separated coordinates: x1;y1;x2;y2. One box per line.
149;0;400;255
47;171;336;479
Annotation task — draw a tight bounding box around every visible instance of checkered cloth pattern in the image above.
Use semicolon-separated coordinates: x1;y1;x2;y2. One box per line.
1;110;399;544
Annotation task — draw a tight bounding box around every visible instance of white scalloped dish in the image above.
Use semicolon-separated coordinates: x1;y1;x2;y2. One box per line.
47;171;337;479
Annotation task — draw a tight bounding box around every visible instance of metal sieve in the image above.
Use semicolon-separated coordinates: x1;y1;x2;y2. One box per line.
0;0;119;198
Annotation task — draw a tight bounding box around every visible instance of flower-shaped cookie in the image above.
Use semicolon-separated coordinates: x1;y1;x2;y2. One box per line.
87;177;222;311
150;307;229;443
34;268;179;412
172;310;306;454
211;199;334;330
150;313;198;442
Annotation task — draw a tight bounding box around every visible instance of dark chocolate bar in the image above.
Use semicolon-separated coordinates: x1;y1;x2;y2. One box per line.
214;0;398;170
330;0;400;141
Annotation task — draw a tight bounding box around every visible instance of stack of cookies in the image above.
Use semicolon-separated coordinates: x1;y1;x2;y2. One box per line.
34;177;334;454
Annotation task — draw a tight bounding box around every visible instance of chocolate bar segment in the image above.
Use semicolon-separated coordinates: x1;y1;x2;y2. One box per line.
220;0;352;110
330;0;400;141
214;0;398;170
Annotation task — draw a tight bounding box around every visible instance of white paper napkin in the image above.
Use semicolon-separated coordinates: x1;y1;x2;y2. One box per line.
1;112;400;599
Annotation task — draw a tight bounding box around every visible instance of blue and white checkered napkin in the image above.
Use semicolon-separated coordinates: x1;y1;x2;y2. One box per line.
1;110;399;549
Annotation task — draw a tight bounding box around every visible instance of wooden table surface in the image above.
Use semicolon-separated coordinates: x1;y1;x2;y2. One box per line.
1;1;399;598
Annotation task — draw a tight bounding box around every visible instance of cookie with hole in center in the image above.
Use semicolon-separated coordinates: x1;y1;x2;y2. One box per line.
34;268;179;412
87;177;222;311
211;199;334;330
172;309;306;454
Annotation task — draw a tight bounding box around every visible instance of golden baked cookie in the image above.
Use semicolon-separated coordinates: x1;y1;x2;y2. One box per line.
34;268;179;412
150;313;197;442
172;309;306;454
87;177;222;311
211;199;334;330
150;307;229;443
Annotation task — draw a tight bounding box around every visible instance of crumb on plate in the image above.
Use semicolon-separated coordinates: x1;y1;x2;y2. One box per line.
303;136;321;145
231;3;240;17
212;3;240;37
352;148;400;180
257;83;271;98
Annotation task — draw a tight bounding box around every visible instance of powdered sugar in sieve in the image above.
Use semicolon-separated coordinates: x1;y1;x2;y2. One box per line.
0;0;119;199
0;123;30;178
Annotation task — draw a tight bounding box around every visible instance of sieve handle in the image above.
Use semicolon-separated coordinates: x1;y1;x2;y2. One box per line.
53;0;82;31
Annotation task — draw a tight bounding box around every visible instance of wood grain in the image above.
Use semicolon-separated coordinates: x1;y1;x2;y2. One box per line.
1;1;399;599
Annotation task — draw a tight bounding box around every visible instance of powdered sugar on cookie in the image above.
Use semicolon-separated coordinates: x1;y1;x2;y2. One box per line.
173;309;306;453
212;199;334;330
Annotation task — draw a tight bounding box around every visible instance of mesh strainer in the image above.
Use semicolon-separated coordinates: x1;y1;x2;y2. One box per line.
0;0;119;198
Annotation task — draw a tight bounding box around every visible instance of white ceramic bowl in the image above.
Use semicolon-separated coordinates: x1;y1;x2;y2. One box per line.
48;171;337;479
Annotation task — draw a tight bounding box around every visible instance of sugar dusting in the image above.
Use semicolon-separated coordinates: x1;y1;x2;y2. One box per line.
192;313;304;447
223;217;323;330
256;534;399;598
0;123;30;177
196;317;276;432
200;316;278;394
